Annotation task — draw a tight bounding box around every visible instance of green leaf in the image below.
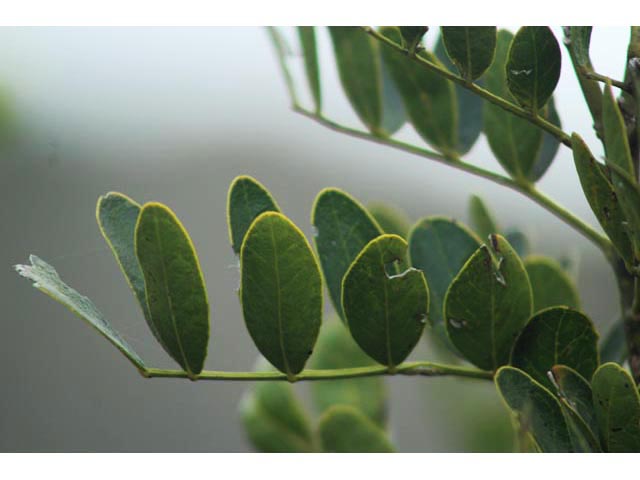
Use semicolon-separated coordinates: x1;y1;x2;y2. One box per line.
380;58;407;135
317;405;395;452
468;194;500;241
434;34;484;154
524;256;580;312
309;318;387;426
444;234;532;371
227;175;281;255
240;212;322;378
398;26;428;52
572;133;635;266
441;27;497;81
506;26;561;111
550;365;599;440
135;203;209;377
367;201;411;239
600;320;627;364
602;82;636;177
569;27;593;69
15;255;145;370
408;217;480;346
504;229;530;258
607;161;640;259
342;234;429;368
96;192;156;339
495;366;573;452
511;307;598;389
311;188;383;320
380;26;458;155
240;361;315;453
530;96;562;182
484;29;543;181
329;27;383;134
298;27;321;113
591;362;640;452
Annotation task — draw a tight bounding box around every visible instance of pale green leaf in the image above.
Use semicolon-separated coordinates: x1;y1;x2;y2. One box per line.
367;201;411;239
298;27;322;112
318;405;395;452
468;194;500;241
524;256;580;312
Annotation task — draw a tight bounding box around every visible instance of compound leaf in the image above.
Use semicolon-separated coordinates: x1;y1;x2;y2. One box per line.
408;217;480;346
15;255;145;370
310;319;387;426
444;234;532;371
227;175;280;255
511;307;598;389
96;192;157;340
329;27;383;134
240;212;322;378
591;362;640;452
524;256;580;312
312;188;382;320
441;26;497;81
380;26;457;155
342;235;429;368
135;203;209;377
298;27;322;112
484;29;543;182
318;405;395;453
496;366;573;452
506;26;561;111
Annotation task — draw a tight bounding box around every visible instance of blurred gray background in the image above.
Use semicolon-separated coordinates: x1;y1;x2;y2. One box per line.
0;27;629;451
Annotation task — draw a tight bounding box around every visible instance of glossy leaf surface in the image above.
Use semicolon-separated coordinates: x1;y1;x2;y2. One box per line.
241;212;322;377
136;203;209;377
312;188;382;320
342;234;429;368
444;235;532;370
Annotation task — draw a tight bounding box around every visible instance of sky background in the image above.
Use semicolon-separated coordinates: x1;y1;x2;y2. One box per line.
0;27;631;451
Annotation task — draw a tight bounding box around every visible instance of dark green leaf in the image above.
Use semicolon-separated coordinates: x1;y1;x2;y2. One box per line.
240;361;315;453
504;229;530;258
530;96;562;182
298;27;321;112
240;212;322;378
398;26;428;51
484;29;543;181
310;318;387;425
591;362;640;452
135;203;209;377
444;234;532;371
607;161;640;259
329;27;383;134
495;366;573;452
600;320;627;364
468;194;500;241
408;217;480;347
506;26;561;111
311;188;382;320
572;133;636;266
511;307;598;389
550;365;599;441
441;27;496;81
380;26;458;155
367;201;411;239
569;27;593;69
434;35;483;154
96;192;156;339
380;58;407;135
227;175;281;255
342;234;429;368
602;82;635;177
524;256;580;312
15;255;145;370
318;405;395;452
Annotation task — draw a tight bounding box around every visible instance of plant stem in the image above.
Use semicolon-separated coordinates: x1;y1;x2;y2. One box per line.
362;26;572;147
143;361;493;382
294;106;615;258
584;72;631;93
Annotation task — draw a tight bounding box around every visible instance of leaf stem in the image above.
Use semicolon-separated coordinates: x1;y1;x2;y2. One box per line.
294;106;615;259
584;72;631;93
143;361;493;382
362;26;572;147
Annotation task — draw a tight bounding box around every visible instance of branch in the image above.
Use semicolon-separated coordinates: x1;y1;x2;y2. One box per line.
585;72;631;93
294;106;615;259
362;26;572;148
143;361;493;382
